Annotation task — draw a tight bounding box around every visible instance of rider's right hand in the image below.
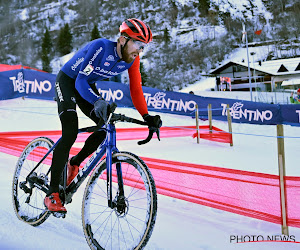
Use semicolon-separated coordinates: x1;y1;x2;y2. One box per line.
94;99;109;122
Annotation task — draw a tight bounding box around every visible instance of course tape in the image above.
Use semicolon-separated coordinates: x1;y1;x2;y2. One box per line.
0;129;300;228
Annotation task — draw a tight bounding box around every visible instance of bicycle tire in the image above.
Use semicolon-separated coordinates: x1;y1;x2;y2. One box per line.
12;137;53;226
82;151;157;250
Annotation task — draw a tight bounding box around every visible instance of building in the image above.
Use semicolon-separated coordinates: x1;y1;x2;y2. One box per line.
209;57;300;92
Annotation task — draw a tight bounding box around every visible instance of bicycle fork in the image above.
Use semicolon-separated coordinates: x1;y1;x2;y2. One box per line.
106;124;126;214
106;151;127;217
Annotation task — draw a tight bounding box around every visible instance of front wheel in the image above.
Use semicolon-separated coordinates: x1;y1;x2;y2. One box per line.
82;151;157;250
12;137;53;226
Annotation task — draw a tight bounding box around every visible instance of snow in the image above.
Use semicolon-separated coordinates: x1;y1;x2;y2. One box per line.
212;0;271;21
1;96;300;249
19;9;29;21
282;78;300;87
180;77;216;92
180;80;292;104
224;46;271;65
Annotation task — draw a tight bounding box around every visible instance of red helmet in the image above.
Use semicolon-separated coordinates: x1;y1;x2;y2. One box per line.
119;18;152;44
297;88;300;93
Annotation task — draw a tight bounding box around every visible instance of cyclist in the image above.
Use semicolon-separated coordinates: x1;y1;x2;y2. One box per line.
44;18;162;213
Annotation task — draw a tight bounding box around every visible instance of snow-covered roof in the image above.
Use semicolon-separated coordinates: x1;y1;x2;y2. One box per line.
281;78;300;86
210;57;300;76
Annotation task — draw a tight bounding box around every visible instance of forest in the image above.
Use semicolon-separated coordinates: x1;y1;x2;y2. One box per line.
0;0;299;90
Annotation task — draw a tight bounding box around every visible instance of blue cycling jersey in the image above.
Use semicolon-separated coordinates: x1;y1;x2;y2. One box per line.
61;38;134;104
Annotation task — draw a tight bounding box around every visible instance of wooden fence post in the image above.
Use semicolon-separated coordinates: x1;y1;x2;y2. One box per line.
208;104;212;133
195;104;200;144
277;124;289;235
226;104;233;146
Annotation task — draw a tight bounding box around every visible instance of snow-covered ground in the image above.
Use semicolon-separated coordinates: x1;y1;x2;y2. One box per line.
1;97;300;249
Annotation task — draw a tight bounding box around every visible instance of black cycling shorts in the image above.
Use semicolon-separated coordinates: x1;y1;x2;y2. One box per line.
55;70;99;123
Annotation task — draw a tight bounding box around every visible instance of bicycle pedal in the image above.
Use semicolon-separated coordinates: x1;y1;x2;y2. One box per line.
51;211;67;219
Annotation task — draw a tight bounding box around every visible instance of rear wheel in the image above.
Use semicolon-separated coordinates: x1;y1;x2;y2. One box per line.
12;137;53;226
82;151;157;249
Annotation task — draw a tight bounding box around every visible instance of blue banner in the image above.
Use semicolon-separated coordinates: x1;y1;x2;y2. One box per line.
280;105;300;126
0;69;56;101
0;68;299;126
96;81;284;125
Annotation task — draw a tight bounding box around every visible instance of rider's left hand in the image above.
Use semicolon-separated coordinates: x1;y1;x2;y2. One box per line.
143;114;162;129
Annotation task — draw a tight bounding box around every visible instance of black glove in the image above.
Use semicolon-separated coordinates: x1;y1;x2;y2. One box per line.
94;99;109;122
143;114;162;129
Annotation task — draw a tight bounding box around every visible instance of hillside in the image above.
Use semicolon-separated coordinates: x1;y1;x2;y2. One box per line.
0;0;299;90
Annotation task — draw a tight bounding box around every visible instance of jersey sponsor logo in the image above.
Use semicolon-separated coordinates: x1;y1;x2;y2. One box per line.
71;57;84;71
106;55;114;61
104;62;110;67
88;88;100;98
89;47;103;65
117;65;125;69
93;68;119;76
83;64;94;76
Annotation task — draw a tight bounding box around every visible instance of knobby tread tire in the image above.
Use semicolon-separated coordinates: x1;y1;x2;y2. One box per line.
82;151;157;250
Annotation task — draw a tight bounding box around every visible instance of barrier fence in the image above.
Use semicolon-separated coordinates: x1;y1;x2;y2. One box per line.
0;128;300;230
1;67;300;126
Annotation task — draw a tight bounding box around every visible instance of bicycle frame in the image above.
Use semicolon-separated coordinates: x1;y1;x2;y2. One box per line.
65;123;121;208
26;122;122;209
25;111;159;210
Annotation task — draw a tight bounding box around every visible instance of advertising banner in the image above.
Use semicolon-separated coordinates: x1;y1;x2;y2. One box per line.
0;69;56;101
280;105;300;126
96;81;283;125
0;68;299;126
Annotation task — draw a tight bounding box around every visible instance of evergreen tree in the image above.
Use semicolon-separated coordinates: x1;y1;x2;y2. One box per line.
41;28;52;72
197;0;210;16
90;24;100;41
163;27;171;45
57;23;73;56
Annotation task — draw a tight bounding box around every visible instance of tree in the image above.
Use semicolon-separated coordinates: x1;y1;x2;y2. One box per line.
197;0;210;16
163;27;171;45
41;28;52;72
90;24;100;41
57;23;73;56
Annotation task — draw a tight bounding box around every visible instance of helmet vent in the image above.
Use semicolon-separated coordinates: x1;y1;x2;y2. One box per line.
125;20;139;33
132;18;146;37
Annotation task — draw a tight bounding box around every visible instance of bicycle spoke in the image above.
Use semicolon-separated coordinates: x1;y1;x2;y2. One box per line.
82;152;157;249
12;137;52;226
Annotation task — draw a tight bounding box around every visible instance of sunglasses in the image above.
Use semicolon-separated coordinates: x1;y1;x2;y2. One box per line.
132;39;147;51
125;37;147;51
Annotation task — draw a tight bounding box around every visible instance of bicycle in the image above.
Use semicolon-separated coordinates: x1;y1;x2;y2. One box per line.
12;106;160;249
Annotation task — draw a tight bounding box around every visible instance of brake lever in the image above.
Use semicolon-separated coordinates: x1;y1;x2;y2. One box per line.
137;127;160;145
156;128;161;141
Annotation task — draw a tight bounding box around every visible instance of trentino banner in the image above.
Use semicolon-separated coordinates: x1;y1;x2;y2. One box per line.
0;68;56;101
96;81;286;126
0;68;299;126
